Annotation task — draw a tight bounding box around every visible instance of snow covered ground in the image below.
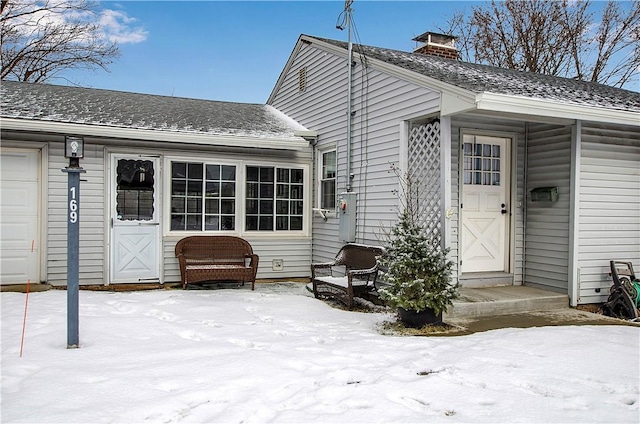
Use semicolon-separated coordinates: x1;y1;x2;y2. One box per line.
2;283;638;423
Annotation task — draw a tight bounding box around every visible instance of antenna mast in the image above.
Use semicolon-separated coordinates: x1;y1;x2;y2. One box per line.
343;0;354;191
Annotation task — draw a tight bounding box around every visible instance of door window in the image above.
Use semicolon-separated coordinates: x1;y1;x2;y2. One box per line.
463;142;501;186
116;159;155;221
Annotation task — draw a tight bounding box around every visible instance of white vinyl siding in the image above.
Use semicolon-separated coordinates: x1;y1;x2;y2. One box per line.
524;124;572;291
2;130;312;286
48;140;106;286
576;123;640;304
269;41;441;265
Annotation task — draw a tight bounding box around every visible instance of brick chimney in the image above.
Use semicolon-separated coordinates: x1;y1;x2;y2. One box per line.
412;31;458;60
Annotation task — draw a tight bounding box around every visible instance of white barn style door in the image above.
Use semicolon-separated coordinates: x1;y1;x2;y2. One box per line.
460;135;511;273
110;155;160;283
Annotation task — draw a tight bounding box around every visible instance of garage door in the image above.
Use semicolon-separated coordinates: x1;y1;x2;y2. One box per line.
0;150;40;285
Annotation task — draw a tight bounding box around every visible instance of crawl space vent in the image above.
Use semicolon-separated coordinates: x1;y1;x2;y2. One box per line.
298;67;307;92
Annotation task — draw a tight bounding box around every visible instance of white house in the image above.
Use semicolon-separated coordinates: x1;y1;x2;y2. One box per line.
267;33;640;306
2;33;638;306
0;81;316;288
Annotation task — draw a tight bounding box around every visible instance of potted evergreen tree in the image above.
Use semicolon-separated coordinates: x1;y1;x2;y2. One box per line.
378;168;459;327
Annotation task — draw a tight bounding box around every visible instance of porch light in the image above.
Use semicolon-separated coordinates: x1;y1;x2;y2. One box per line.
65;136;84;159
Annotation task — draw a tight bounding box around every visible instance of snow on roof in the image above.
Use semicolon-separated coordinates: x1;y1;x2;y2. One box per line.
310;35;640;113
0;81;309;141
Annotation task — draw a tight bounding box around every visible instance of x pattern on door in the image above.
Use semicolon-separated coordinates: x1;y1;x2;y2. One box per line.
113;229;157;278
462;214;502;264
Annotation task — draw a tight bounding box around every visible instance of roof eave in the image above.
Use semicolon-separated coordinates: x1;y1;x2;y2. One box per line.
279;35;638;128
267;35;307;105
299;35;478;111
0;118;311;151
475;93;640;127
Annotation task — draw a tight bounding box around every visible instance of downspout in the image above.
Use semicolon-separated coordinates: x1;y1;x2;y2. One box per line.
311;137;317;262
523;122;528;284
302;133;319;263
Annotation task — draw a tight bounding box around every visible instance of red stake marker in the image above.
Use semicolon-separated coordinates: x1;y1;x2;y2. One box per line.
20;240;35;357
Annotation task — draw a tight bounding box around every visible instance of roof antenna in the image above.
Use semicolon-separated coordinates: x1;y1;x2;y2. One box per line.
336;0;354;191
335;0;352;30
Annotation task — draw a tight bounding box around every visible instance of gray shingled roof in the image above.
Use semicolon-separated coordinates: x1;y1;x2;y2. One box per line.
310;35;640;113
0;80;307;140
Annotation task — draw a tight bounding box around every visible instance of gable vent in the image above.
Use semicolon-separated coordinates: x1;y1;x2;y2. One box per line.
412;31;458;60
298;67;307;92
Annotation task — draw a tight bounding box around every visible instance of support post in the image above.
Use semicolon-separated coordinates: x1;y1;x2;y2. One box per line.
568;121;581;307
62;135;86;349
62;167;84;348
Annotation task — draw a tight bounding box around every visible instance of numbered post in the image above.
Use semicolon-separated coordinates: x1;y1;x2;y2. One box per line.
62;136;85;349
66;173;80;347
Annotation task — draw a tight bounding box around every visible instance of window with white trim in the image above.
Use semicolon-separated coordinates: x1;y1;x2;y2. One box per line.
319;149;336;210
246;166;304;231
170;162;236;231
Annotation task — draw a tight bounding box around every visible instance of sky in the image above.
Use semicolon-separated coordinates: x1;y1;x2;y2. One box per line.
2;283;639;423
59;1;479;103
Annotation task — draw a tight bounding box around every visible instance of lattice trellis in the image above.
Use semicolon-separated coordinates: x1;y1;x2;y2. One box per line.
408;120;442;245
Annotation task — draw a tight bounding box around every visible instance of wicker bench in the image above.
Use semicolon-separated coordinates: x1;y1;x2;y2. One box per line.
311;243;385;308
175;236;259;290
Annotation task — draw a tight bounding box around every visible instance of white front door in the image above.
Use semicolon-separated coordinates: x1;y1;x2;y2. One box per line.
0;149;40;284
460;135;511;273
111;155;160;283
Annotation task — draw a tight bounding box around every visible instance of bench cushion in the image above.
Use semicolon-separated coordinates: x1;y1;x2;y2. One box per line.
314;276;369;288
186;264;250;271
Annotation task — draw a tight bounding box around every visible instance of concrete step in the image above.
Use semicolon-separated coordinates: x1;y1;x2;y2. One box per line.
444;285;569;320
459;272;513;288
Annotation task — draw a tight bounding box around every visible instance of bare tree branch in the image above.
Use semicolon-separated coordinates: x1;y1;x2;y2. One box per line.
589;1;640;87
441;0;639;90
1;0;120;83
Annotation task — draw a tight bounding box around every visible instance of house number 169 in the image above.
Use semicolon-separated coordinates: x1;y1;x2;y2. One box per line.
69;186;78;223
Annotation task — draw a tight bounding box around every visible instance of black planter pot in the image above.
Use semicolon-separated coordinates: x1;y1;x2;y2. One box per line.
398;307;443;328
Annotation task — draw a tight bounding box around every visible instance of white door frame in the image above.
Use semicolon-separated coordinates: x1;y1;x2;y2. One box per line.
109;154;162;284
458;130;516;276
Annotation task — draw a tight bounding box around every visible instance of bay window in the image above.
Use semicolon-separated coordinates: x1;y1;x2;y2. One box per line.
169;160;306;233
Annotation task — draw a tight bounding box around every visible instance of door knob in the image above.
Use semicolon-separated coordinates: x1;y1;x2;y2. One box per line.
501;203;508;215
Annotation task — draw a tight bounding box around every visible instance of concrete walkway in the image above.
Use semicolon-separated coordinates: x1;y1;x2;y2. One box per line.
301;282;638;335
442;285;639;335
446;285;569;319
444;308;638;335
